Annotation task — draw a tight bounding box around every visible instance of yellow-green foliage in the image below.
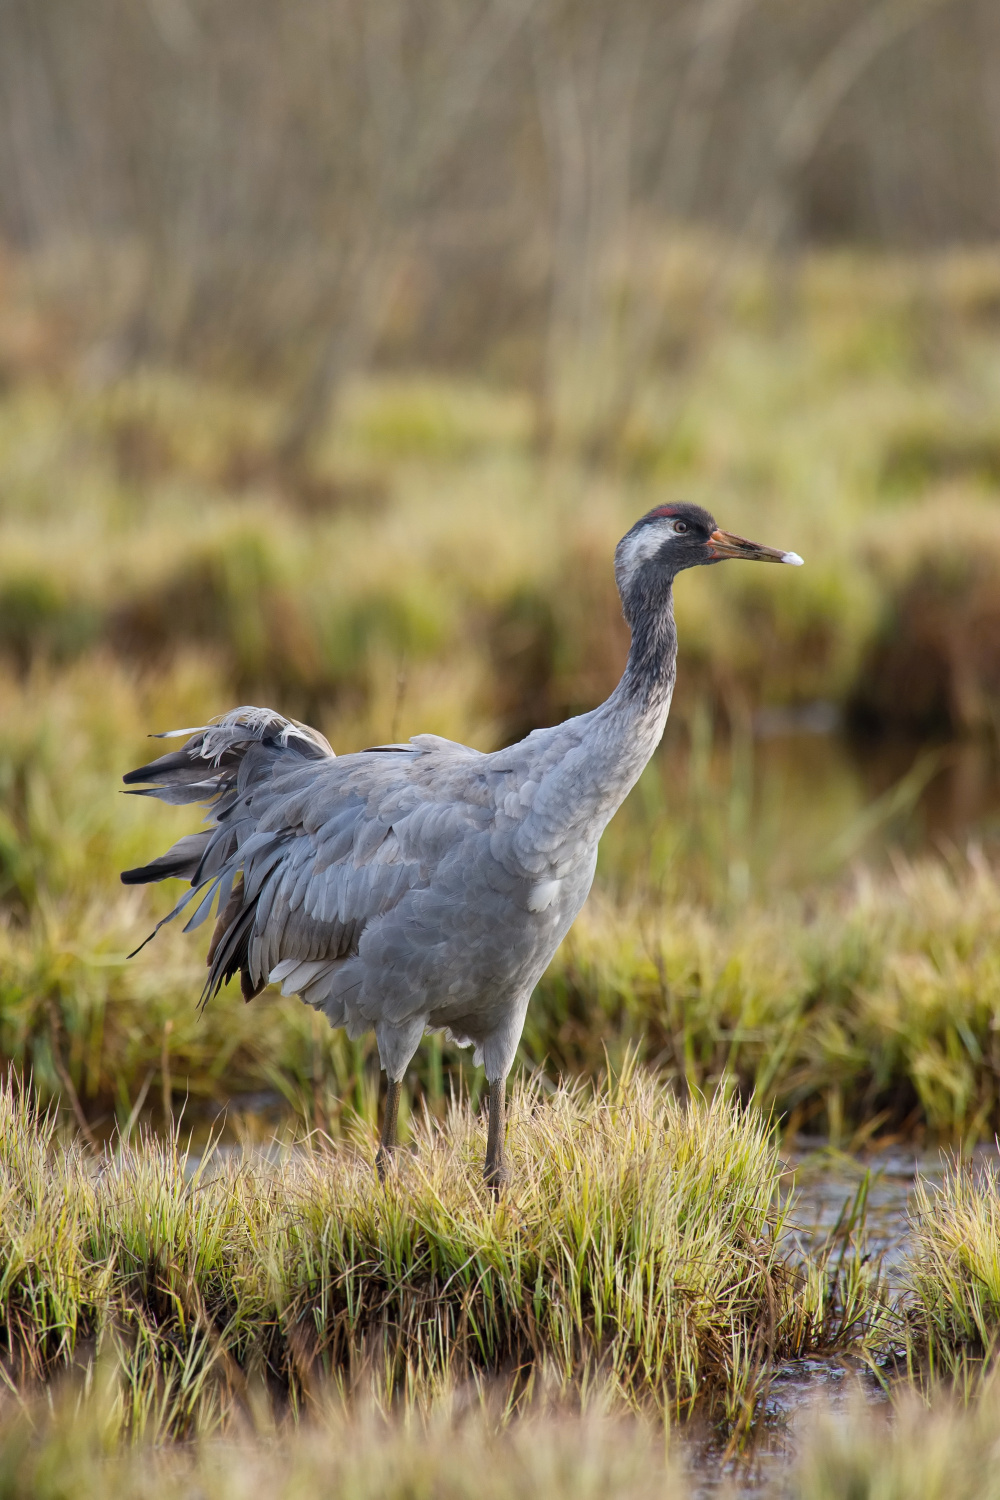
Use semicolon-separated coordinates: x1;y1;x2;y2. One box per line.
905;1158;1000;1379
793;1384;1000;1500
0;1396;686;1500
543;856;1000;1143
12;1375;1000;1500
0;1070;868;1435
3;249;1000;744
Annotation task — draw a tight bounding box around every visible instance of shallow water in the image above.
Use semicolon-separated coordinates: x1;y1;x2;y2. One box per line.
784;1140;1000;1287
686;1353;885;1497
701;1141;1000;1494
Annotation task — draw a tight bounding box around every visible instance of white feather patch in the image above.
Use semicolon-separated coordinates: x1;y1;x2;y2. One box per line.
527;878;561;912
616;519;676;573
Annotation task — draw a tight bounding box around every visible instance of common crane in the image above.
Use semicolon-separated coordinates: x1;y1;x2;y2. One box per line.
121;503;802;1189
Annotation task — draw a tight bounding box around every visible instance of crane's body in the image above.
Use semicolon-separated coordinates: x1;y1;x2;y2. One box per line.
123;504;801;1187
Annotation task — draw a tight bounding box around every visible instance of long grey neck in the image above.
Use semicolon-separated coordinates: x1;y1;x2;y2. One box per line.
617;570;677;711
584;572;677;810
521;575;678;870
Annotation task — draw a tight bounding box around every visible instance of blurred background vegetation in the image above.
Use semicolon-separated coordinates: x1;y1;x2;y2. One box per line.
3;0;1000;1141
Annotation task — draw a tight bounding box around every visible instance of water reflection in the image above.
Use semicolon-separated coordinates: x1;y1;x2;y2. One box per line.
785;1139;1000;1291
689;1141;1000;1497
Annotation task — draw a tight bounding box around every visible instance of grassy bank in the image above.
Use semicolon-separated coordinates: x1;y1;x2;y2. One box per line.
0;1070;872;1437
536;854;1000;1145
5;1135;1000;1498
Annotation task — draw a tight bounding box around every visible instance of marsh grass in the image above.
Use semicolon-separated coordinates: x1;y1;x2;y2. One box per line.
902;1156;1000;1391
0;1384;688;1500
0;1066;883;1439
539;855;1000;1144
6;249;1000;748
11;1368;1000;1500
793;1381;1000;1500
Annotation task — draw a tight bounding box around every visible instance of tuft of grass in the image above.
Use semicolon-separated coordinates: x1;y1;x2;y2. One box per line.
0;1387;688;1500
850;497;1000;737
532;854;1000;1145
12;1367;1000;1500
0;1068;878;1437
903;1156;1000;1387
793;1383;1000;1500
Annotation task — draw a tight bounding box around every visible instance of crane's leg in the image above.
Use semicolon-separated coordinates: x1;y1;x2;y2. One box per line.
483;1075;510;1195
373;1018;426;1184
376;1078;402;1183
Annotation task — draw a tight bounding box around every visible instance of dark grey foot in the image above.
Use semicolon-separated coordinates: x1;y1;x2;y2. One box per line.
376;1077;402;1184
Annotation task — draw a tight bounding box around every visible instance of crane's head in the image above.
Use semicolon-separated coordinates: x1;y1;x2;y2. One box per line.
615;502;803;597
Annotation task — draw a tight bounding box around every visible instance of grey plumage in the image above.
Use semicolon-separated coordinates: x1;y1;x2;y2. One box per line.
122;503;802;1186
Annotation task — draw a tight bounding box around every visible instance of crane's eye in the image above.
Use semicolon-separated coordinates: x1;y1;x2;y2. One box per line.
673;520;688;534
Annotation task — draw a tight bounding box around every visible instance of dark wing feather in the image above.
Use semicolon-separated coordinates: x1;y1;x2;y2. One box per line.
121;707;336;997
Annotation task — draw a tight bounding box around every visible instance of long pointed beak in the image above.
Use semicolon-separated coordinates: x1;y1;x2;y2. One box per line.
708;529;803;566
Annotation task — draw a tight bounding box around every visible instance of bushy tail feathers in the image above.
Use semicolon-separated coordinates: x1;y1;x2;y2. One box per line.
120;706;333;999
